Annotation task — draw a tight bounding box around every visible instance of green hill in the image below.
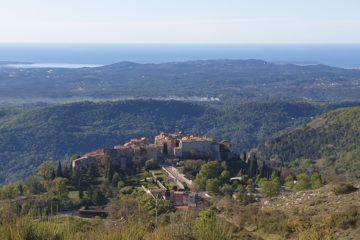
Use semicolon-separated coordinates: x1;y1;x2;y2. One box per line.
0;100;358;184
255;107;360;180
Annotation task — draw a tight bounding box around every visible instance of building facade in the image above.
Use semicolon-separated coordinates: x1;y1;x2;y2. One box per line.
73;131;224;173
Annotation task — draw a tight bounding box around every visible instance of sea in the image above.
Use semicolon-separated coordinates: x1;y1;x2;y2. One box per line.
1;43;360;69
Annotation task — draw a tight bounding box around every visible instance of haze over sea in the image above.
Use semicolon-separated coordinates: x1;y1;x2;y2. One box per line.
1;44;360;69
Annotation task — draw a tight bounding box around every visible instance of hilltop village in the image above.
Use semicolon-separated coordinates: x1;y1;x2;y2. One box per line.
73;131;236;174
72;131;239;208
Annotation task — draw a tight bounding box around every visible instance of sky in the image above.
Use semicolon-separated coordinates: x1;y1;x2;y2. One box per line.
0;0;360;44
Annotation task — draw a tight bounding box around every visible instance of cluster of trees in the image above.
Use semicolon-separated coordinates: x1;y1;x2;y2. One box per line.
1;100;352;184
190;150;324;202
180;160;206;179
256;106;360;180
194;161;231;194
0;160;71;201
0;155;130;208
145;158;158;171
193;209;232;240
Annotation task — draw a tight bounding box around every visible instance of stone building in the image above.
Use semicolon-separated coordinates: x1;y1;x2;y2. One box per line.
73;131;225;174
173;135;221;160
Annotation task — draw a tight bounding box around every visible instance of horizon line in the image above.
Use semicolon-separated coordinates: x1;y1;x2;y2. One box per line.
1;42;360;45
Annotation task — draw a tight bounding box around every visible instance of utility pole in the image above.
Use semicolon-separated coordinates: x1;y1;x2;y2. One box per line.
155;194;158;227
152;191;163;229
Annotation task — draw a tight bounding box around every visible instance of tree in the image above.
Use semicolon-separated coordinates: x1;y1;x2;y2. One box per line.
17;182;25;196
53;178;69;200
235;185;255;204
259;177;280;197
0;185;18;199
285;175;295;188
194;161;222;190
294;173;311;192
311;172;322;189
72;168;81;187
51;169;56;180
112;172;121;187
219;170;231;183
120;186;134;195
183;160;205;178
87;163;99;179
141;195;174;216
163;142;168;155
25;176;44;195
78;188;84;199
235;185;246;202
248;155;258;178
37;161;55;181
145;159;157;171
220;184;233;196
106;163;114;182
259;161;270;179
206;178;220;194
63;164;71;179
193;209;230;240
56;161;62;178
92;188;106;205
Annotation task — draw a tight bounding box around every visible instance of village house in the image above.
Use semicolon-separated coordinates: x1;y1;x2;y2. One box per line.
72;131;225;173
169;191;197;207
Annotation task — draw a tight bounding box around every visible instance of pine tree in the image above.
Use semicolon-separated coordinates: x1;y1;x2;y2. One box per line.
260;161;270;179
243;152;247;162
107;163;114;182
56;161;62;178
63;164;70;179
51;168;56;180
87;163;98;179
248;155;258;178
163;142;168;155
78;187;84;199
72;168;80;187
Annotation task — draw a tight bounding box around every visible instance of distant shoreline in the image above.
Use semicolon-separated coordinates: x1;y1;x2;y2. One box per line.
2;63;102;69
1;60;359;70
0;44;360;68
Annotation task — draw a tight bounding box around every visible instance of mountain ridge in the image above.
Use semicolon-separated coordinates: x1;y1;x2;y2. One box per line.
1;59;359;106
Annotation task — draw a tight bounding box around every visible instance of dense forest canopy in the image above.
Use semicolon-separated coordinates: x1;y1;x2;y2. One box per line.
255;106;360;180
0;99;359;184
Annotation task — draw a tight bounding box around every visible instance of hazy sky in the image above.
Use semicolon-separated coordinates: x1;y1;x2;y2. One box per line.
0;0;359;43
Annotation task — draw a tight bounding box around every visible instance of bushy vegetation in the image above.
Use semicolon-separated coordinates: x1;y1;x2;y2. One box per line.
214;191;360;240
256;106;360;181
331;183;358;195
0;150;357;240
1;100;358;184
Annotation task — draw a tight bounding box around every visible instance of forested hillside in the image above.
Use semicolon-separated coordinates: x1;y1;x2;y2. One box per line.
255;107;360;180
0;100;358;184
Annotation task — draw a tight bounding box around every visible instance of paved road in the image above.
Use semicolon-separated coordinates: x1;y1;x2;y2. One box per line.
162;165;193;189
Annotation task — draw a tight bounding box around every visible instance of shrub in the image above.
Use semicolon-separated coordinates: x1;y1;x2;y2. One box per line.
331;183;358;195
294;174;311;192
259;178;280;197
120;186;134;195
